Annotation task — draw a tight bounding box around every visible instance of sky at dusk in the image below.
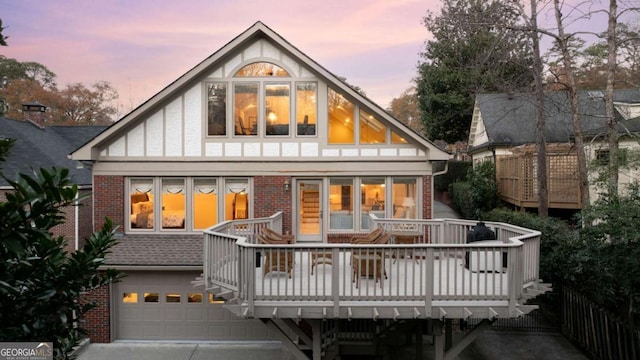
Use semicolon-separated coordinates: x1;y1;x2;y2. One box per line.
0;0;620;116
1;0;444;114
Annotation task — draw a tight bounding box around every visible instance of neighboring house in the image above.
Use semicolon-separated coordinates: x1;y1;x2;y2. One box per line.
70;22;450;343
0;104;105;253
468;89;640;210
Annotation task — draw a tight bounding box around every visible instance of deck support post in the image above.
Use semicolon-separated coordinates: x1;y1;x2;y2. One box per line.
445;319;453;351
310;319;322;360
259;318;311;360
414;320;424;360
433;320;445;360
433;319;491;360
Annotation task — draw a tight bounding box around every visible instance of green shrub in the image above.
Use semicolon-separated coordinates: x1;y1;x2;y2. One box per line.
449;161;498;219
483;208;578;282
434;160;471;192
449;181;475;219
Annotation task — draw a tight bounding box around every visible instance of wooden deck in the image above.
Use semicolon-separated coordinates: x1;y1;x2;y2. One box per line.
204;214;546;321
497;148;582;210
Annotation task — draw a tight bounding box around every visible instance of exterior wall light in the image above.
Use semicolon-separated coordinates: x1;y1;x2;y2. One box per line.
284;179;290;192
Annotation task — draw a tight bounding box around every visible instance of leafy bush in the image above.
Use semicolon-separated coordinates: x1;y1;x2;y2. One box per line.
483;208;579;282
578;181;640;324
449;161;498;219
0;167;122;359
450;181;474;219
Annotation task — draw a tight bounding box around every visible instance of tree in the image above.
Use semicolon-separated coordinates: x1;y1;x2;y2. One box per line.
1;78;58;119
53;82;119;125
543;0;593;210
416;0;534;143
545;23;640;91
581;176;640;325
0;138;15;163
603;0;620;196
0;18;7;46
0;166;121;359
0;58;118;125
0;22;9;115
511;0;550;217
0;56;56;89
388;87;424;134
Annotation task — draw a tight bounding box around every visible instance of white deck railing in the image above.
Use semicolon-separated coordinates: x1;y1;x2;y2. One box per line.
203;214;542;320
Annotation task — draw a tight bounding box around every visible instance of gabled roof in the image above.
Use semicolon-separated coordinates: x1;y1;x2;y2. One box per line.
71;21;449;161
0;117;106;186
470;89;640;152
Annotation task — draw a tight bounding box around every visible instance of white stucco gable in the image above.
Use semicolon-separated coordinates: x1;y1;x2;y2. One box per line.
71;22;448;163
468;100;489;148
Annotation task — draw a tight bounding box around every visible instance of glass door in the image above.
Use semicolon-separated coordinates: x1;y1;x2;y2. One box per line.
297;179;323;242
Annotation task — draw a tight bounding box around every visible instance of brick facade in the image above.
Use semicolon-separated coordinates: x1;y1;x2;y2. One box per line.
422;175;433;219
93;175;124;233
82;173;434;342
77;189;95;248
253;176;293;233
80;284;111;343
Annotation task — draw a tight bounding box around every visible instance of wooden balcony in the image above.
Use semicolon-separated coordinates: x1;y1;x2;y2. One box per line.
203;214;547;322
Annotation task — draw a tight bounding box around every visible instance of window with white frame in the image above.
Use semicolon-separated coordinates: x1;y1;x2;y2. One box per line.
328;176;419;232
128;177;250;232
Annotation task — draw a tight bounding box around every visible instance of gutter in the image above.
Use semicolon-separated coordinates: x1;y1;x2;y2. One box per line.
99;265;203;271
432;160;449;177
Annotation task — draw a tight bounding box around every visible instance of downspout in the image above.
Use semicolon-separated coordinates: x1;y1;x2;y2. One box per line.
431;160;449;219
75;191;79;251
432;160;449;177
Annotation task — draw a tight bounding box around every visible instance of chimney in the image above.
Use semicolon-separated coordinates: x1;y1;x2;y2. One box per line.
22;102;47;128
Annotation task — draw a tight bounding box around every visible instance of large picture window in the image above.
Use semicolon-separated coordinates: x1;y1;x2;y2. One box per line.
328;176;419;232
128;177;250;232
208;61;411;143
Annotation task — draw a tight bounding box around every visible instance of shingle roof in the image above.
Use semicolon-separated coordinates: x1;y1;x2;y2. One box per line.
0;117;106;186
104;234;203;266
475;89;640;147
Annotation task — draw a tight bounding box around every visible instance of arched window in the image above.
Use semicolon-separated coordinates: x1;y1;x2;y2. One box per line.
234;62;289;77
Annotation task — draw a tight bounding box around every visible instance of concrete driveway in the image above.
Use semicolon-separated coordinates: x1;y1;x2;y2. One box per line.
75;341;294;360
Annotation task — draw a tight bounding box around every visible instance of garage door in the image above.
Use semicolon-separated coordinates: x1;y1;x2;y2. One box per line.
115;271;274;340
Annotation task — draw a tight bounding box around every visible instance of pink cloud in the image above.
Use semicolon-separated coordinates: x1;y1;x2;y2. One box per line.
2;0;618;114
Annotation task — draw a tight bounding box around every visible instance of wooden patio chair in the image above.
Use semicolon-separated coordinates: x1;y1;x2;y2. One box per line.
257;233;293;278
351;232;390;286
350;227;384;243
310;227;385;275
262;228;295;244
262;228;296;264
